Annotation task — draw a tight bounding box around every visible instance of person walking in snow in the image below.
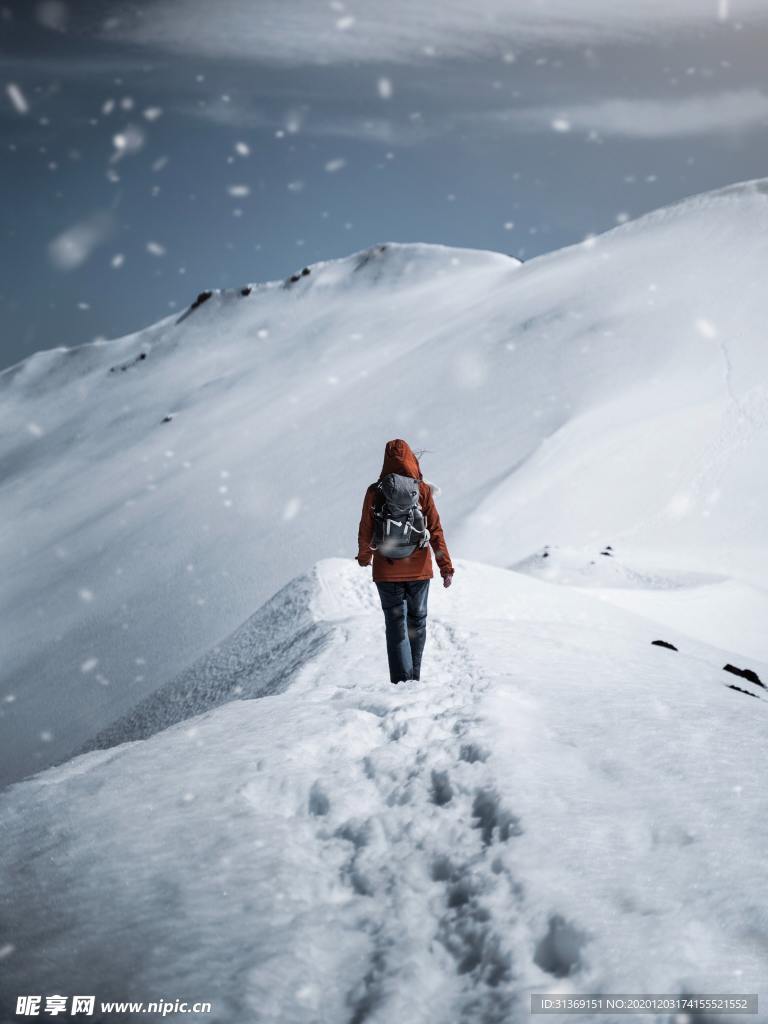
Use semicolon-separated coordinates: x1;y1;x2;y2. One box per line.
356;439;454;685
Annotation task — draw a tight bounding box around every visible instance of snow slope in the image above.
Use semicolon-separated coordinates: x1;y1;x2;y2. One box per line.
1;558;765;1024
2;179;768;789
512;544;768;664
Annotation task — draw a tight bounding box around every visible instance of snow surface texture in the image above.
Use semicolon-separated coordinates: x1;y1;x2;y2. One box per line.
3;178;768;1020
4;183;768;785
1;558;766;1024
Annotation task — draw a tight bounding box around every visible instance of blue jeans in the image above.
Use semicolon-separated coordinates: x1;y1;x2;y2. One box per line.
375;580;430;682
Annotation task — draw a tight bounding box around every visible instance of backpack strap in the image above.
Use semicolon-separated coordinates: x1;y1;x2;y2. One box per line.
369;480;384;511
368;481;384;550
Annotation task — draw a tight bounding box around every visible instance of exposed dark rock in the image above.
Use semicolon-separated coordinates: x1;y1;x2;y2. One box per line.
651;640;678;651
727;684;759;699
723;664;765;688
175;290;214;324
287;266;312;285
192;290;213;309
109;351;148;374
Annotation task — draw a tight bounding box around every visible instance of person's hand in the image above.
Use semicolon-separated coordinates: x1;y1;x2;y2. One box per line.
356;556;371;568
443;573;453;588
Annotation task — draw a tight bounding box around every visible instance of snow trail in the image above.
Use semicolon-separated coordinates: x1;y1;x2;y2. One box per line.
285;607;529;1023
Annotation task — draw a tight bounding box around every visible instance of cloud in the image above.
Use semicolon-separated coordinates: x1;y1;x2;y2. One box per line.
484;89;768;138
0;53;159;80
179;98;448;146
106;0;768;66
180;87;768;145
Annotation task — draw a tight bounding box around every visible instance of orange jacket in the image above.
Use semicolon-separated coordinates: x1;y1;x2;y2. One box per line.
357;439;455;582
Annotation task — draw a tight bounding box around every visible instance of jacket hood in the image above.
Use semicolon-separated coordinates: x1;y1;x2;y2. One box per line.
380;438;422;480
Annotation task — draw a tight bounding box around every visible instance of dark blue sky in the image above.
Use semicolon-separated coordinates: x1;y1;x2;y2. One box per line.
2;0;768;369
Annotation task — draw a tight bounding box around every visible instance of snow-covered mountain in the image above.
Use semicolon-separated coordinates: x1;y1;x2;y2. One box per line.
3;178;768;1020
1;557;766;1024
3;179;768;788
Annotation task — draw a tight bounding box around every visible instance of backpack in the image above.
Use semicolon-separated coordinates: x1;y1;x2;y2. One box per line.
370;473;430;559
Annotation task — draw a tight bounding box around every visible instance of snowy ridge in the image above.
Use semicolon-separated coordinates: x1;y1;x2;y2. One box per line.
1;557;766;1024
80;565;337;751
264;239;521;295
0;241;516;390
81;561;385;752
4;181;768;788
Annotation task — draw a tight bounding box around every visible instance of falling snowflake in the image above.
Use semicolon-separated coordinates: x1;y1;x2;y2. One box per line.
283;498;301;521
48;212;113;270
285;110;303;134
111;124;145;161
695;317;717;338
36;1;69;32
6;82;28;114
665;494;692;520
